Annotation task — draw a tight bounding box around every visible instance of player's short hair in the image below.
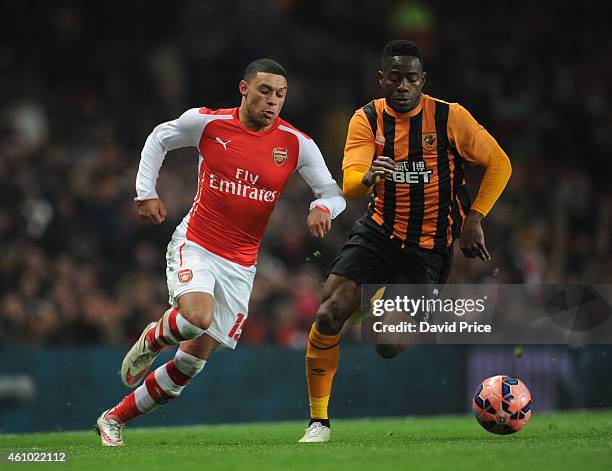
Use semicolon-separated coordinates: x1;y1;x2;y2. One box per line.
381;40;423;69
243;58;287;80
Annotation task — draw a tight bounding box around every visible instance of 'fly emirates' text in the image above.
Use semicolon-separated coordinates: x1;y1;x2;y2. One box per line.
205;168;278;203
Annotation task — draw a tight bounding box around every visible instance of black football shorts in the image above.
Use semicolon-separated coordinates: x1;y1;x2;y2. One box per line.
328;216;453;286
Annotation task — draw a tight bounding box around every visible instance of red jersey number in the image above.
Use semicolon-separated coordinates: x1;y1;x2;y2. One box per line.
228;313;246;341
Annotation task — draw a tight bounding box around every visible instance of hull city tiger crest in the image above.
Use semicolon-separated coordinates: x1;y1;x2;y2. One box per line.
178;269;193;284
272;147;288;166
422;133;437;152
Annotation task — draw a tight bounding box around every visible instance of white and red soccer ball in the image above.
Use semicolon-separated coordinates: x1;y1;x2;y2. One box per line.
472;375;533;434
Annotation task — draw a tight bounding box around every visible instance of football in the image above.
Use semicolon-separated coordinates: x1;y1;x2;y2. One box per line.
472;375;533;434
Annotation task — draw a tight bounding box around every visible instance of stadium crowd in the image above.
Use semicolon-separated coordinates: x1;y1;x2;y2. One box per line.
1;0;610;348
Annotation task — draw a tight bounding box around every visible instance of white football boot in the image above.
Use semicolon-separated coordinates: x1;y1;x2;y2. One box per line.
121;322;159;388
95;410;125;447
298;422;331;443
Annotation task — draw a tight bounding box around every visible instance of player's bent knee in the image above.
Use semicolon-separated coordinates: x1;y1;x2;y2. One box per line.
179;311;212;330
315;300;351;335
192;313;213;331
177;292;214;330
177;306;213;331
315;276;360;335
315;308;339;335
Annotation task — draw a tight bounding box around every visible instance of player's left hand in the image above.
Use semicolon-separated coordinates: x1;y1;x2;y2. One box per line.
307;206;332;238
460;210;491;261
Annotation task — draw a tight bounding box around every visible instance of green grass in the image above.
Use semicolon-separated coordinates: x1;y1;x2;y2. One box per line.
2;411;611;471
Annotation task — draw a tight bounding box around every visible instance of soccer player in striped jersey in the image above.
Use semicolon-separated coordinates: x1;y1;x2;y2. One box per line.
94;58;346;446
299;40;512;443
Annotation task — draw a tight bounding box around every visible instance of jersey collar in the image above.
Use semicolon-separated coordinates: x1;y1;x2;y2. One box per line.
232;107;280;136
383;94;424;118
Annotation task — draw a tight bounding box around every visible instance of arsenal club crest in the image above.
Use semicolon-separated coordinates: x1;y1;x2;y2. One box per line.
272;147;288;166
422;133;437;152
178;269;193;284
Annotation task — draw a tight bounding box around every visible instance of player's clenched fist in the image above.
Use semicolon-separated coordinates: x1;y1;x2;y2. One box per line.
136;198;167;224
362;156;397;186
307;206;332;238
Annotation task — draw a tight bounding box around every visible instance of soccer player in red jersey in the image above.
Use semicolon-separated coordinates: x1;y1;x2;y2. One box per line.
95;58;346;446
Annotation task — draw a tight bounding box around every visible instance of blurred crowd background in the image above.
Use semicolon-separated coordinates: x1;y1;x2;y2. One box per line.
1;0;611;349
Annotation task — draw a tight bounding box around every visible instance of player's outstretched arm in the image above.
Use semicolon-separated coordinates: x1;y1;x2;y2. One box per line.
449;103;512;261
135;108;207;219
297;137;346;238
459;147;511;261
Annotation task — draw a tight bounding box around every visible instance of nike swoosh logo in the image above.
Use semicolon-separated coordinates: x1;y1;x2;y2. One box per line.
125;368;148;386
100;429;118;445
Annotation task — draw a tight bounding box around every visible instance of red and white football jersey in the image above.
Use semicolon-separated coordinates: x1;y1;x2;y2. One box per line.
136;107;345;266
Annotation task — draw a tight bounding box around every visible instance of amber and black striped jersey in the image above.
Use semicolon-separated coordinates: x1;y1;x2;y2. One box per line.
342;94;507;250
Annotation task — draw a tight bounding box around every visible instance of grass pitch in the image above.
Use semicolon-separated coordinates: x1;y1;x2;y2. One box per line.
1;411;611;471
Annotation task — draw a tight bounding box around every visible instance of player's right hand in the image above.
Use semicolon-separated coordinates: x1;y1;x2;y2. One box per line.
136;198;167;224
362;156;397;186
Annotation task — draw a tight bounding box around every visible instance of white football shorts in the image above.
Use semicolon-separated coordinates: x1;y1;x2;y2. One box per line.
166;239;256;349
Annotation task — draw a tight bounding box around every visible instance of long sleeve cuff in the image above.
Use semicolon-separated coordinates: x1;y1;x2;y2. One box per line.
308;183;346;219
